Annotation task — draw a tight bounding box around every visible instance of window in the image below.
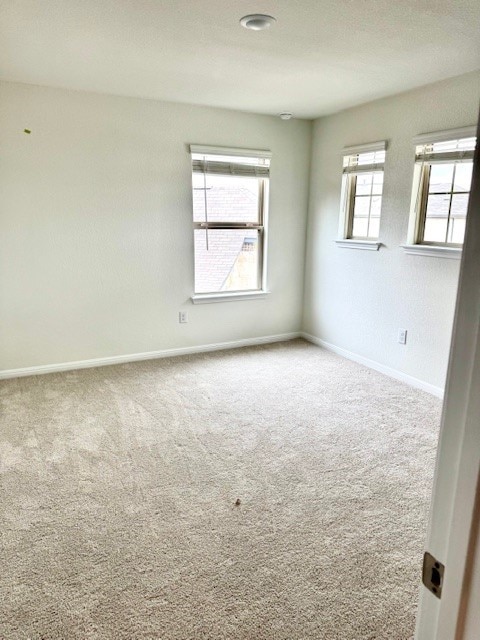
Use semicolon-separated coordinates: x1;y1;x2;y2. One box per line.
190;146;270;298
340;142;386;241
411;130;476;247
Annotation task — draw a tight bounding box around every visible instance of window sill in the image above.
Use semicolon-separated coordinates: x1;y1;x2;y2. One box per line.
335;239;382;251
191;290;270;304
401;245;462;260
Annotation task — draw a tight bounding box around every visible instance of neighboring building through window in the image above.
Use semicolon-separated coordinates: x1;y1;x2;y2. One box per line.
411;131;476;246
340;142;386;240
190;146;270;295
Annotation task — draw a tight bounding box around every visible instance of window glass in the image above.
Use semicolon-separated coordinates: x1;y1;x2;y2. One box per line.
423;161;473;245
192;174;260;224
355;174;372;195
453;164;473;192
351;173;384;239
424;217;449;244
194;229;260;293
428;164;454;192
448;218;466;244
372;173;383;193
352;216;368;238
368;215;380;239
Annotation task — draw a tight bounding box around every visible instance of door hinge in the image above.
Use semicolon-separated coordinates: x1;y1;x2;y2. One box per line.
422;551;445;599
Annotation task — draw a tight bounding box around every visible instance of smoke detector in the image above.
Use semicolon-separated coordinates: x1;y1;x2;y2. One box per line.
279;112;293;120
240;14;276;31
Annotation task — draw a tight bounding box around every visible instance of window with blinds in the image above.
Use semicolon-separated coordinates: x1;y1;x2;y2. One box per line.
190;146;271;295
412;131;476;246
341;142;386;240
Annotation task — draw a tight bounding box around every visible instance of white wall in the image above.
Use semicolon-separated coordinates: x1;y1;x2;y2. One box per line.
2;74;479;383
0;82;311;371
303;72;480;390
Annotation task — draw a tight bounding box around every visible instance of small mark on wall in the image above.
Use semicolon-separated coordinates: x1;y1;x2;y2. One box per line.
24;129;31;134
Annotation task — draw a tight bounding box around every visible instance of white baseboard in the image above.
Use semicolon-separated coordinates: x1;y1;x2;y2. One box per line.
0;332;445;398
0;332;301;380
301;332;444;398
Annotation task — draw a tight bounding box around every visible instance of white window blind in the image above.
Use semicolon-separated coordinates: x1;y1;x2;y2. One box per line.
415;136;476;164
190;145;271;178
342;141;387;175
191;158;270;178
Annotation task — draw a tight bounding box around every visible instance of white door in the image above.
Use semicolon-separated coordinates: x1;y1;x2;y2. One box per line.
415;116;480;640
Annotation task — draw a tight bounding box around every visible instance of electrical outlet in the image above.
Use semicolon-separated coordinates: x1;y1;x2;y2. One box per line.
179;311;188;324
398;329;407;345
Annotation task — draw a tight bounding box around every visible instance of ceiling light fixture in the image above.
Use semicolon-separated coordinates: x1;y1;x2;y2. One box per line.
240;14;276;31
279;112;293;120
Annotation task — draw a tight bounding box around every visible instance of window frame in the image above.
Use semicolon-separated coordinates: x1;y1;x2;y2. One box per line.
343;172;384;240
338;141;387;248
189;145;271;301
405;126;476;253
414;159;473;248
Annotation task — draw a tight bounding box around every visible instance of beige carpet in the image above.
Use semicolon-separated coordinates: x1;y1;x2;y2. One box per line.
0;339;441;639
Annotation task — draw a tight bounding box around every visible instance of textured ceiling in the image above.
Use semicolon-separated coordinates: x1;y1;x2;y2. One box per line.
1;0;479;118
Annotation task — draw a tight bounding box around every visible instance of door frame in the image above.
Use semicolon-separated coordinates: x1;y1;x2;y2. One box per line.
415;111;480;640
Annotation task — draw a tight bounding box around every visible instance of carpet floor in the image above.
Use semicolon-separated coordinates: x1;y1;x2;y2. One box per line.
0;339;441;639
